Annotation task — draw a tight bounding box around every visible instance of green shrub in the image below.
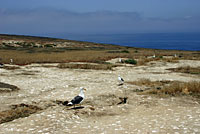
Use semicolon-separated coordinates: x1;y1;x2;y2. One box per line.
124;59;137;64
121;50;129;53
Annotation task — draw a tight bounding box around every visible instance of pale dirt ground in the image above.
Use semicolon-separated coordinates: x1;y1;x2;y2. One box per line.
0;59;200;134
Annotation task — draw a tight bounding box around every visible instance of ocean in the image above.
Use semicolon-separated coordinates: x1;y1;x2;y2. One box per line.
64;33;200;51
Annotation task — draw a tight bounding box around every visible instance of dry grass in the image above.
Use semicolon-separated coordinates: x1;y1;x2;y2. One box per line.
0;50;131;65
128;79;200;97
0;41;198;66
162;57;179;63
168;66;200;75
0;82;20;92
57;63;117;70
156;81;200;96
0;103;42;124
136;57;160;66
136;57;179;66
3;66;21;70
127;78;172;87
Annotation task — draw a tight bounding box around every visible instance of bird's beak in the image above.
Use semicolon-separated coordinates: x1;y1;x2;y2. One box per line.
83;88;87;91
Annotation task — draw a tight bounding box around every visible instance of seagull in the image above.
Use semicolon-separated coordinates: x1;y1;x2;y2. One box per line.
67;87;86;108
119;58;122;63
118;75;124;85
10;59;13;64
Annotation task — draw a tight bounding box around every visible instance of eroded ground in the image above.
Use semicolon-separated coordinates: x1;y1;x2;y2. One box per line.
0;59;200;134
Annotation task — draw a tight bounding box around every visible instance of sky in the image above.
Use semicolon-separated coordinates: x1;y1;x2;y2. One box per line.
0;0;200;36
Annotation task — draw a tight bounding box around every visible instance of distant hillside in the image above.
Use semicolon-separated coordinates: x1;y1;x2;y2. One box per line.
0;34;125;50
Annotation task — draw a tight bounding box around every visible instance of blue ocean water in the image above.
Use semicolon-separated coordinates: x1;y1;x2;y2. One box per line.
65;33;200;51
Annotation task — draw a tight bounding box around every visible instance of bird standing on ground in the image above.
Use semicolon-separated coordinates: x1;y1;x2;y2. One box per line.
118;75;124;85
10;59;13;64
67;87;86;108
119;58;122;63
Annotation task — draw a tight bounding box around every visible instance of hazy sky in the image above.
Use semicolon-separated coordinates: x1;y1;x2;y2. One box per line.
0;0;200;36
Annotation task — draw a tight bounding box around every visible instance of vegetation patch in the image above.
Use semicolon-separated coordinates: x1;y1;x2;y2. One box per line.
128;79;200;97
3;66;21;70
107;50;129;53
123;59;137;65
0;34;199;65
127;78;173;87
0;82;20;92
57;63;117;70
168;66;200;75
0;103;42;124
137;57;179;66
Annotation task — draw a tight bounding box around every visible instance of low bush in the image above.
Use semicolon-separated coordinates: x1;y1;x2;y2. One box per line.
57;63;117;70
124;59;137;65
121;50;129;53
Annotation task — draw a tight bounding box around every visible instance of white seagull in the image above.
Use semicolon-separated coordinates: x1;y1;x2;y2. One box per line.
119;58;122;63
67;87;86;108
10;59;13;64
118;75;124;85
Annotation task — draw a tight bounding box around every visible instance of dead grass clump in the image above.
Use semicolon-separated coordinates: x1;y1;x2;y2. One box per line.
137;57;160;66
162;57;179;63
157;81;200;96
183;81;200;93
0;103;42;124
0;82;20;92
0;49;131;65
136;57;179;66
107;50;129;53
137;80;200;97
57;63;116;70
3;66;21;70
127;78;152;86
127;78;172;88
161;82;185;95
16;70;39;76
168;66;200;75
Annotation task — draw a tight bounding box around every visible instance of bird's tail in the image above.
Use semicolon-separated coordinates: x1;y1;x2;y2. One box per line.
66;102;73;106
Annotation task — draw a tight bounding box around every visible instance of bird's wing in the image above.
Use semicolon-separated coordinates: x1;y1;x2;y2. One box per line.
121;78;124;81
70;95;83;104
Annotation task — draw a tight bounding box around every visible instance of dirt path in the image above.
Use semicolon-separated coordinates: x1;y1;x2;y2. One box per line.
0;60;200;134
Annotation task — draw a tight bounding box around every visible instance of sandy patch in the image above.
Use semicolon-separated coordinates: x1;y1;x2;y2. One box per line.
0;60;200;133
